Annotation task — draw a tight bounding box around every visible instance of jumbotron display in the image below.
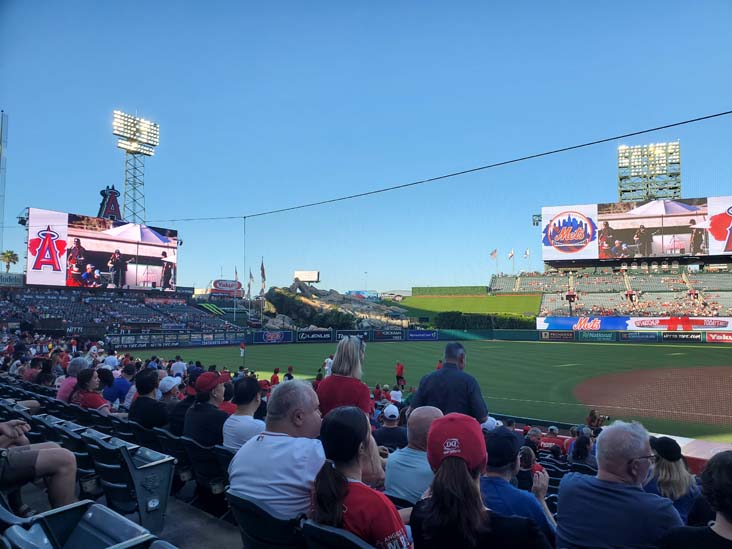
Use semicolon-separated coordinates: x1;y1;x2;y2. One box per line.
542;195;732;262
26;208;178;290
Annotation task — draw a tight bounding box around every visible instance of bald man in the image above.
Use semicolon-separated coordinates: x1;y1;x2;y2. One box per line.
557;420;682;548
385;406;443;505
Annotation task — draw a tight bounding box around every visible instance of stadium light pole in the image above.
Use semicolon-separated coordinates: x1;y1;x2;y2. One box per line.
112;110;160;224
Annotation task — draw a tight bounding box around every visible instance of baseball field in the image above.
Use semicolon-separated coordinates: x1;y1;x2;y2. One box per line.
130;339;732;441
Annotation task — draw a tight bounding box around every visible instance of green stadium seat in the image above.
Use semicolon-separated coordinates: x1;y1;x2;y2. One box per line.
301;520;375;549
226;490;305;549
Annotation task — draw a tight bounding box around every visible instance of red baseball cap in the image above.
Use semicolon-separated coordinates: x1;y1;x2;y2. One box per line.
427;413;487;472
195;371;231;393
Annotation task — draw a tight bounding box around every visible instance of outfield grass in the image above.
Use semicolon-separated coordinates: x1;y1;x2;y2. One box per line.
396;294;541;320
128;340;732;440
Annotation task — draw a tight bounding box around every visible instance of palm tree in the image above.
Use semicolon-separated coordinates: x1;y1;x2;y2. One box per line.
0;250;19;273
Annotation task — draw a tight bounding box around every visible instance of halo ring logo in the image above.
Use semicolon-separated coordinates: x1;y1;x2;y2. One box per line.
543;211;597;253
263;331;285;343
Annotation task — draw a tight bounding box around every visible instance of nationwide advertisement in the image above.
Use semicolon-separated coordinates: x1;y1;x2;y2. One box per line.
537;317;732;332
254;330;294;344
336;330;371;341
541;195;732;262
577;331;616;342
297;330;334;343
407;330;438;341
26;208;179;289
372;329;405;341
706;332;732;344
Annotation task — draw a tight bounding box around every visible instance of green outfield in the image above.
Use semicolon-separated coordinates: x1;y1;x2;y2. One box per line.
396;294;541;320
129;340;732;441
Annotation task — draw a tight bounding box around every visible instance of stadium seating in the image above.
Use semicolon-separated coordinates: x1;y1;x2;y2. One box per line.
226;490;306;549
301;520;375;549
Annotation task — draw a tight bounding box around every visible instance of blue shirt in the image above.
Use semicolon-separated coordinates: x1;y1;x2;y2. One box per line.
385;448;434;505
557;473;683;548
410;364;488;421
643;476;701;524
102;376;131;405
480;476;556;545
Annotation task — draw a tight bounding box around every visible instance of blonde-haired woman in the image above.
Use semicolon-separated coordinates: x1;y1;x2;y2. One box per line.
644;436;700;523
316;336;372;416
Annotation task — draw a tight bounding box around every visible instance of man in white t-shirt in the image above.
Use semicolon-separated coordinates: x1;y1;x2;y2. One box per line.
223;376;265;450
228;380;324;519
390;388;403;404
170;356;187;378
323;355;333;377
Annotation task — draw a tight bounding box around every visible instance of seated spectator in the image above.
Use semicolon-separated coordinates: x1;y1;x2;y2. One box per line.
385;406;443;505
316;336;372;416
539;425;565;453
644;436;700;523
169;370;201;436
129;369;169;429
549;444;565;462
557;420;683;548
659;450;732;548
69;369;113;415
373;405;408;451
96;367;115;397
33;359;56;387
219;382;237;415
103;364;135;405
373;384;383;401
228;380;324;519
411;414;551;548
568;435;597;469
22;357;42;382
311;406;409;548
517;446;547;492
0;419;77;509
586;409;607;429
56;356;91;402
183;371;230;447
481;428;556;545
159;375;182;413
283;365;294;381
524;427;542;457
170;355;187;377
222;376;265;450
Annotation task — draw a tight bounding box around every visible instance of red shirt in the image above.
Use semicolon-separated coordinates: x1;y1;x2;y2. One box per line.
373;388;383;401
316;375;372;416
531;463;545;474
341;481;410;549
219;401;237;415
72;390;109;411
540;436;567;453
270;373;280;386
395;363;404;377
22;368;39;382
383;390;391;402
240;343;246;349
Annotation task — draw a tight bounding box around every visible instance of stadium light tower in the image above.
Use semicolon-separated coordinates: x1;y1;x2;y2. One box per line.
112;110;160;224
617;141;681;203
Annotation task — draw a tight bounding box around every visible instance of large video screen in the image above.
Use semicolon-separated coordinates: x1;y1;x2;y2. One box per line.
26;208;178;290
542;196;732;262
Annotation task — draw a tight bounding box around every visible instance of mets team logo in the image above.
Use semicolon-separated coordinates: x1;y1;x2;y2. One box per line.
543;211;598;253
709;205;732;252
28;226;67;271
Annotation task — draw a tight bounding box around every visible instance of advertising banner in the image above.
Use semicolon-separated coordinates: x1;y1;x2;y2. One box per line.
372;329;405;341
540;331;575;341
407;330;438;341
619;332;659;342
254;330;294;344
336;330;371;341
538;317;732;332
661;332;703;342
542;195;732;262
577;331;616;342
297;331;334;343
26;207;179;290
706;332;732;344
0;272;23;287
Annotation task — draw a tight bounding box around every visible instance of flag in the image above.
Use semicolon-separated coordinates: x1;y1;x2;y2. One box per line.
234;266;239;281
490;249;497;259
260;258;266;296
508;249;515;260
247;269;254;299
523;248;530;259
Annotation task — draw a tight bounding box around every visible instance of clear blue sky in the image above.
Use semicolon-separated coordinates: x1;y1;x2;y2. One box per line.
2;1;731;291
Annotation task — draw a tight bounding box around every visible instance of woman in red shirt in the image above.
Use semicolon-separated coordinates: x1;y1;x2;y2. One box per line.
311;406;409;549
270;367;280;386
69;369;113;415
316;336;372;416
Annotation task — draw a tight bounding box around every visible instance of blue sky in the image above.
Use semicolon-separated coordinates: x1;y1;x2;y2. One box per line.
1;1;731;291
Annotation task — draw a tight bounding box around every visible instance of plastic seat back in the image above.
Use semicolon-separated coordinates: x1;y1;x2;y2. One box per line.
128;421;162;453
181;437;226;493
153;428;193;483
226;490;305;549
61;503;151;548
213;445;235;480
302;520;375;549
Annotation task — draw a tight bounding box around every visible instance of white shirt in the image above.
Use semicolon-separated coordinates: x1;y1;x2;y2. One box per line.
324;358;333;377
228;432;325;519
171;361;187;377
104;355;120;368
222;415;265;450
390;390;403;403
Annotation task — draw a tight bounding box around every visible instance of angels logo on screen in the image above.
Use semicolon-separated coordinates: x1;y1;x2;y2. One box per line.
543;211;598;253
28;226;67;272
709;205;732;252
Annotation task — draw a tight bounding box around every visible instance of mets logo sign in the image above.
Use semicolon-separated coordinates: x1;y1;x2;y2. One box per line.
543;211;597;253
28;226;67;272
709;205;732;253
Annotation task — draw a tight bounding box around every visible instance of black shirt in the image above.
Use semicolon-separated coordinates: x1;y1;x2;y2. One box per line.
659;526;732;549
169;395;195;436
410;364;488;421
411;498;552;549
129;395;169;429
373;426;408;451
183;401;228;447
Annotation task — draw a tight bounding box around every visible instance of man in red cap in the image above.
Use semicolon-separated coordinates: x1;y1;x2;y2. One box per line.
183;370;231;447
